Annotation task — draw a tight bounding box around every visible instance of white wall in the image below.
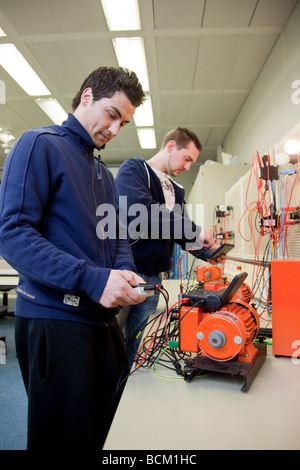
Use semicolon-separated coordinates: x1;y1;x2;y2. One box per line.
187;163;250;230
223;3;300;163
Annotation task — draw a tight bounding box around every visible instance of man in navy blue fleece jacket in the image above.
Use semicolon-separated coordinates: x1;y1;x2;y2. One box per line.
0;67;146;450
115;127;220;366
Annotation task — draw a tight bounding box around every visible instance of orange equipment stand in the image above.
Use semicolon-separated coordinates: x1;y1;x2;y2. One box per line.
271;260;300;357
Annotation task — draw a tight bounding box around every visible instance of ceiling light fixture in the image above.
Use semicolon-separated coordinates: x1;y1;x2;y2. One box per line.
100;0;141;31
0;131;14;144
0;43;50;96
133;95;154;127
35;98;68;125
0;130;15;155
137;128;156;149
100;1;154;150
112;37;149;91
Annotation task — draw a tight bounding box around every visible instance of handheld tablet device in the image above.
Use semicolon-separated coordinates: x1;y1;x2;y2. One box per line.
191;243;234;262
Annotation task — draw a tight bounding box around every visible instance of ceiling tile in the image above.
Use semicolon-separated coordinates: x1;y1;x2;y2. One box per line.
156;36;199;90
160;94;194;124
228;32;280;88
0;0;106;35
188;93;248;126
205;126;231;147
250;0;298;27
153;0;205;29
0;0;297;169
194;35;245;89
202;0;258;27
28;38;117;96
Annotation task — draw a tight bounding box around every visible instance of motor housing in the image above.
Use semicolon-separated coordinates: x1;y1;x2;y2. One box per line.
180;299;259;363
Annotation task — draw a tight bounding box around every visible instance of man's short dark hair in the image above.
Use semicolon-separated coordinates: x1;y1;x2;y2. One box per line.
161;127;202;152
72;66;146;110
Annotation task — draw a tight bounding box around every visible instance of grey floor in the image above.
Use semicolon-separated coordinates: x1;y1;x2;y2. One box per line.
0;313;27;450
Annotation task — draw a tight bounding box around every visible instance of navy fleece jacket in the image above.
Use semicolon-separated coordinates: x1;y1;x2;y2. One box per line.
0;114;136;326
115;157;201;276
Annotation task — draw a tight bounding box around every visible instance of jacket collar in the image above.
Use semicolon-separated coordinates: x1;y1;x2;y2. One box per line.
61;113;105;151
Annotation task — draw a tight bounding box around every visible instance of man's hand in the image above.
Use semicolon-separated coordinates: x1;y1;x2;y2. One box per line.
202;229;215;249
202;230;227;265
99;269;147;309
208;248;227;265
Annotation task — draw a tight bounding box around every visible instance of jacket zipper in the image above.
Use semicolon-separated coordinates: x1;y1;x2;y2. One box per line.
86;147;107;267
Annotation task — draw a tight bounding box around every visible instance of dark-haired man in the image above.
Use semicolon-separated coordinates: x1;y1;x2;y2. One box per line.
0;66;146;450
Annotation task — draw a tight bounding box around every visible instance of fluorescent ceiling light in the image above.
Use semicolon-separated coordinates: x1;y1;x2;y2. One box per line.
0;43;50;96
35;98;68;125
137;128;156;149
101;0;141;30
0;27;7;37
133;95;154;127
0;131;14;144
113;37;149;91
0;79;5;104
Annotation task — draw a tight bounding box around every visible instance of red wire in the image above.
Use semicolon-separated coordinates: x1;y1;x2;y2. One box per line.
134;296;185;368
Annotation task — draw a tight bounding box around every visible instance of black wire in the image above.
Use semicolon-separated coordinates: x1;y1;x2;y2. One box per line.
112;286;204;403
136;298;203;376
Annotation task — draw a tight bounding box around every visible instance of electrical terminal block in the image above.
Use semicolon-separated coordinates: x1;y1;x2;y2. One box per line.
259;216;277;229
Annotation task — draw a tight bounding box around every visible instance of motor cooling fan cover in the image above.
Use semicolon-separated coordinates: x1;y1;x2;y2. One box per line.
196;301;259;362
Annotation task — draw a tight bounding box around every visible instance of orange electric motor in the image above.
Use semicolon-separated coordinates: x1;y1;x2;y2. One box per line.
197;265;222;282
232;282;253;304
221;281;253;303
196;300;260;362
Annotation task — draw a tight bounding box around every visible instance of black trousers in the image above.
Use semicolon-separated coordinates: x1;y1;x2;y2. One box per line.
15;317;129;451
